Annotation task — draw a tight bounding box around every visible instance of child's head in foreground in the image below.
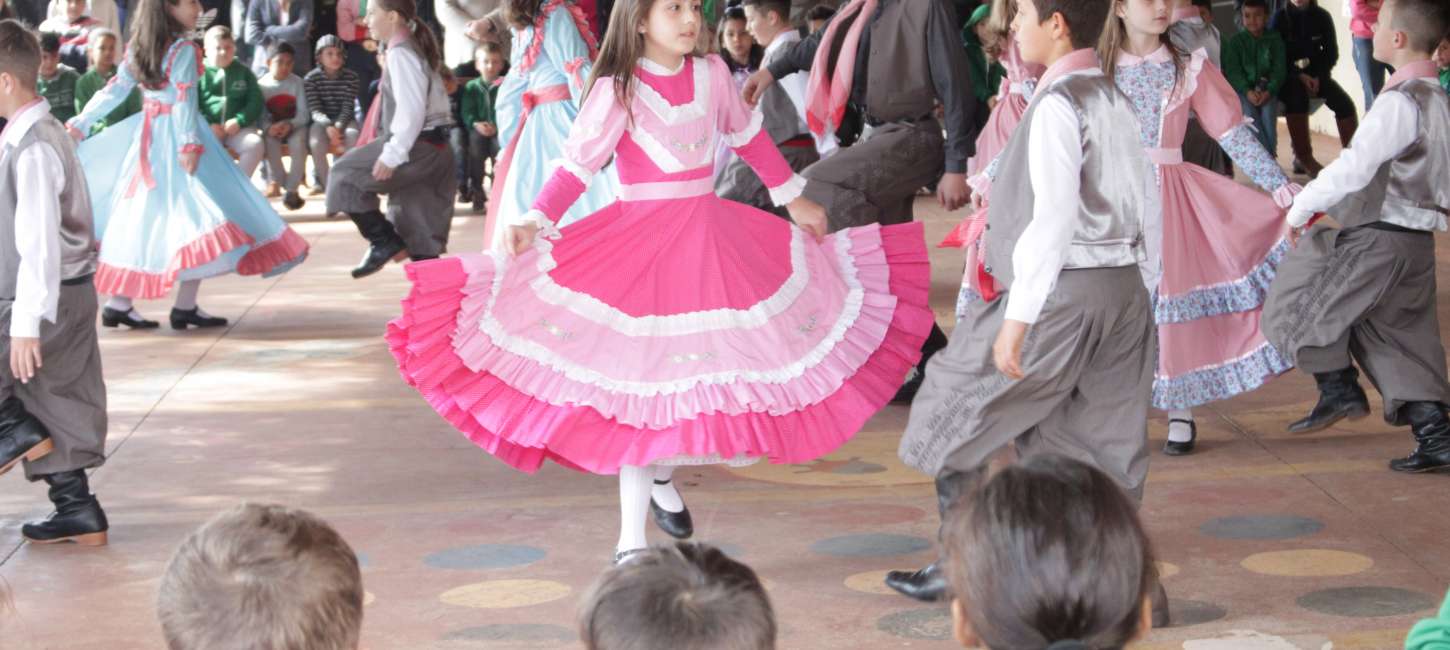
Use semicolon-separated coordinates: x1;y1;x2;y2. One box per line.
0;19;40;115
579;542;776;650
943;454;1157;650
157;503;364;650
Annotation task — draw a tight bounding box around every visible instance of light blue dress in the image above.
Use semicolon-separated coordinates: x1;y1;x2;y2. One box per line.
71;39;308;299
488;0;617;241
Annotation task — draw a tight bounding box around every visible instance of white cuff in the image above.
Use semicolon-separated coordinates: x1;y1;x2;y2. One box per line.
8;312;42;339
505;209;563;239
558;159;593;188
768;174;807;207
723;110;764;148
1287;206;1314;228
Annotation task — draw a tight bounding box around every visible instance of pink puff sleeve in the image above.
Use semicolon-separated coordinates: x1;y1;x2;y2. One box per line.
514;76;628;235
708;55;806;206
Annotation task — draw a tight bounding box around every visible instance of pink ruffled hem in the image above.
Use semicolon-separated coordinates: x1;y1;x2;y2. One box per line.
386;223;934;475
96;222;309;299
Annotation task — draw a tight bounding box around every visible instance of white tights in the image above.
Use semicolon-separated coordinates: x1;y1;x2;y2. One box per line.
616;465;685;554
105;280;212;317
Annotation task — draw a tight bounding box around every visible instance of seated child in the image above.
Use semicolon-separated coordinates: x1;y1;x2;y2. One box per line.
304;35;361;195
36;31;79;123
157;503;364;650
38;0;97;72
73;28;140;134
258;42;309;211
579;542;776;650
1436;36;1449;94
942;455;1156;649
199;25;264;178
1224;0;1288;154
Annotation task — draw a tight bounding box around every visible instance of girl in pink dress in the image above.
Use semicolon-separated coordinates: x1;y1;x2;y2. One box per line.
387;0;932;561
1102;0;1301;455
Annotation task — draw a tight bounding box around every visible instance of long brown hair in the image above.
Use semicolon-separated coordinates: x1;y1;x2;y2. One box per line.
1097;0;1185;88
982;0;1016;61
585;0;705;120
508;0;543;27
127;0;189;87
373;0;445;74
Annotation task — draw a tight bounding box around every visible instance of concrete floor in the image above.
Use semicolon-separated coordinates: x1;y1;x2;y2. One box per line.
3;129;1447;650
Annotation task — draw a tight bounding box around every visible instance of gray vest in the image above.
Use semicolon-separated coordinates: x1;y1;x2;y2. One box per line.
0;114;98;299
984;71;1148;289
759;42;809;144
1329;79;1450;231
380;40;455;139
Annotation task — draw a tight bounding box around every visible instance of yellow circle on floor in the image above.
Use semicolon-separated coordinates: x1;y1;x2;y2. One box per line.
363;591;376;606
844;570;900;595
1240;549;1374;577
439;580;572;609
726;434;932;487
1156;561;1181;580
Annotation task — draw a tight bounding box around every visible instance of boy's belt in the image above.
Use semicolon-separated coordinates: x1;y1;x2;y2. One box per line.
61;273;94;287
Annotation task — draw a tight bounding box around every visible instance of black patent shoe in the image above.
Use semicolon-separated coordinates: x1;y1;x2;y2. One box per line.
1163;418;1197;456
170;308;229;330
884;562;949;602
351;239;407;278
101;307;159;329
650;479;693;539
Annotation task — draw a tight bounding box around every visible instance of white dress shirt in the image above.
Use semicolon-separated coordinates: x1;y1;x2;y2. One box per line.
1003;73;1090;325
2;99;65;339
379;44;428;169
762;29;836;157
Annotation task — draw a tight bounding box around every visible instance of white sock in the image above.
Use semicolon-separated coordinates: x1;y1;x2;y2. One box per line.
173;280;201;311
105;296;133;312
651;466;684;513
1167;409;1195;443
617;465;653;555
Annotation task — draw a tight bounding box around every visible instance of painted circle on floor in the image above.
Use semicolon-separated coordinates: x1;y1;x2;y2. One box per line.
1198;515;1325;540
1296;586;1437;618
725;435;932;487
441;624;575;644
1157;561;1181;580
811;533;932;558
439;580;572;609
844;570;900;595
877;607;952;641
1240;549;1374;577
793;503;930;527
1168;599;1229;627
424;544;547;570
355;552;371;569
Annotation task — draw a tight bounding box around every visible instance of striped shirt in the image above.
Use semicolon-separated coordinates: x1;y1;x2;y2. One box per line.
304;67;361;128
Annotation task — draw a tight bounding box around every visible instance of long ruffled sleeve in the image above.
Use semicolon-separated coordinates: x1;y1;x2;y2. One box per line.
709;55;804;206
540;1;596;102
69;56;139;134
1189;57;1299;205
512;75;626;235
168;42;205;152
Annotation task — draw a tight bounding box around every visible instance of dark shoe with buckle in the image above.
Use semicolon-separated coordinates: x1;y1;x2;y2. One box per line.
1163;418;1197;456
349;211;408;279
884;562;948;602
170;308;228;330
1389;402;1450;473
22;469;109;546
649;479;693;540
100;307;159;329
893;324;950;404
282;190;305;211
0;398;53;477
1287;368;1370;433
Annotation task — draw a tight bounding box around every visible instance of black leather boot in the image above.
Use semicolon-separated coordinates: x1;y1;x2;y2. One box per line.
0;398;53;477
169;307;229;330
649;478;693;540
1389;402;1450;473
1287;368;1370;433
349;211;407;279
893;324;950;404
883;470;982;602
22;469;109;546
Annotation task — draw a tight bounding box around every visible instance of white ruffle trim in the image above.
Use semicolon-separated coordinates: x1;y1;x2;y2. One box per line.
504;209;563;240
768;173;807;207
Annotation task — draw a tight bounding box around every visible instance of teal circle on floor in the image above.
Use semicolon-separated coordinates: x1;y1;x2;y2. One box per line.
810;533;932;558
1198;515;1324;540
1167;599;1229;627
424;544;547;570
1296;586;1437;618
355;552;371;569
441;624;575;643
877;607;951;641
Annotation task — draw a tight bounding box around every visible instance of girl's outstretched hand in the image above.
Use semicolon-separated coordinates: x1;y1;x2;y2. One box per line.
179;149;200;175
508;224;539;257
787;196;827;240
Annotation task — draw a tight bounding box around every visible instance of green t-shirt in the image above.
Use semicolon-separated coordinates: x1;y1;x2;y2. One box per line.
38;65;80;123
1440;66;1449;95
75;66;144;133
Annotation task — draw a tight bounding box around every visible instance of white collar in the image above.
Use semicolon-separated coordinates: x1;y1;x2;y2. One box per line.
2;98;51;149
763;29;800;60
638;56;687;75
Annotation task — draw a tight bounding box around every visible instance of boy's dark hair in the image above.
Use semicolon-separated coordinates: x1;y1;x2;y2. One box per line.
0;20;40;89
1031;0;1112;49
943;455;1156;649
478;40;504;56
157;503;365;650
1390;0;1450;53
741;0;791;22
805;3;836;23
579;542;776;650
38;30;60;54
1241;0;1268;12
268;41;296;60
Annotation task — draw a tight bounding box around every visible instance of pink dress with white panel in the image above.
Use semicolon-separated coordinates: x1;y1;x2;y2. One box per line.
386;55;933;474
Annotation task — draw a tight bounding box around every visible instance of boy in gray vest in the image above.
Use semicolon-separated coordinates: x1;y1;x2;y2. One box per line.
886;0;1155;603
0;19;109;546
1262;0;1450;474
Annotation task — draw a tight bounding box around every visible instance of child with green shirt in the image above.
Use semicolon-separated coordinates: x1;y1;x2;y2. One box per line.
459;42;504;213
199;26;263;178
1223;0;1288;154
73;29;141;134
1436;36;1449;94
36;31;78;123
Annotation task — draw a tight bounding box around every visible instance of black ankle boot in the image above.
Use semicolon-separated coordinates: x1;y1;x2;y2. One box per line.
884;562;949;601
22;469;108;546
893;324;950;404
1389;402;1450;473
1287;368;1370;433
349;211;407;279
0;398;52;477
170;307;228;330
649;479;693;539
100;306;159;329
